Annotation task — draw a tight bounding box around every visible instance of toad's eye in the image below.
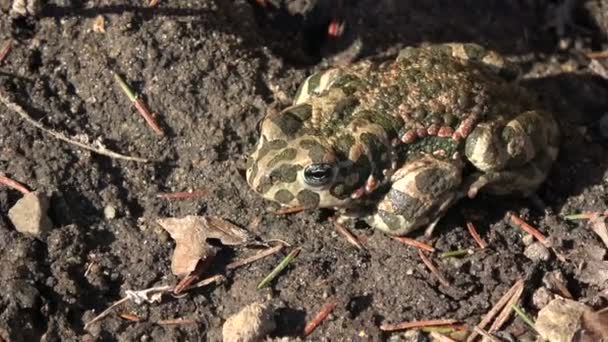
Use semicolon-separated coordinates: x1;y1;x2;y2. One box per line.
303;163;334;186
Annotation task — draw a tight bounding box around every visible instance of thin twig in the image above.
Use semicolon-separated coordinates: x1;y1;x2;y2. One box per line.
302;298;339;337
487;279;524;334
0;90;150;163
257;247;301;289
549;273;573;299
511;304;537;332
418;249;450;287
467;221;487;249
587;51;608;59
0;40;12;65
84;297;130;329
156;190;209;199
429;331;458;342
466;279;524;342
333;219;364;250
473;326;499;342
114;73;164;136
393;236;435;252
226;244;284;270
380;318;458;332
0;174;31;194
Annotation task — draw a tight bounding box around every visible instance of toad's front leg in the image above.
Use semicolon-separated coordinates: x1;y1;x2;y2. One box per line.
364;155;463;236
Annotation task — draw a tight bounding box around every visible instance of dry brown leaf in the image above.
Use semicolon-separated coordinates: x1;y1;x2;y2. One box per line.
579;308;608;340
157;215;252;277
589;214;608;249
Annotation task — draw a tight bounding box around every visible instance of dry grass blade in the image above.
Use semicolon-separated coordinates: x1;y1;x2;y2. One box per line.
257;247;301;289
466;221;487;249
0;174;31;194
156;190;209;199
511;304;537;332
380;318;458;332
0;90;150;163
114;73;164;136
430;331;458;342
302;298;339;337
487;280;524;334
226;244;284;270
84;297;130;330
393;236;435;252
466;279;524;342
119;313;142;322
333;219;364;250
418;249;450;287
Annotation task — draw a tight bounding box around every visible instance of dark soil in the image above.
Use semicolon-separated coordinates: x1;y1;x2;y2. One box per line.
1;0;608;341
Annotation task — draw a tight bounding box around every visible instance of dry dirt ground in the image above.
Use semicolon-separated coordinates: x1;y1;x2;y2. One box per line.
1;0;608;341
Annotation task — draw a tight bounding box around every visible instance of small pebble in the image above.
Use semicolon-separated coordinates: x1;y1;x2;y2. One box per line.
536;298;590;342
524;242;550;262
532;287;554;309
223;302;275;342
103;205;116;219
8;191;53;238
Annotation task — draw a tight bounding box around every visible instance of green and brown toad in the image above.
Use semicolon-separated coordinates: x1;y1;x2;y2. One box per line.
246;43;560;236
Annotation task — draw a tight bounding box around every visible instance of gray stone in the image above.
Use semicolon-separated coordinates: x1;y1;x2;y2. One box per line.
524;242;550;262
223;302;276;342
536;298;589;342
8;191;52;238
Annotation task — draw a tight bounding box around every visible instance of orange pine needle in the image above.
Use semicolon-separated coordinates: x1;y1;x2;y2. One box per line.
333;219;364;250
302;298;339;337
226;244;284;270
466;221;487;249
507;212;548;246
392;236;435;252
380;318;459;332
418;249;450;287
0;174;31;194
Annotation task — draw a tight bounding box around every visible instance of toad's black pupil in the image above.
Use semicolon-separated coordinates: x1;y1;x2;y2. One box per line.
304;163;333;186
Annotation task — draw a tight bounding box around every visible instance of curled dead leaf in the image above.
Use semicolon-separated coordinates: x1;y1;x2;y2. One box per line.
157;215;253;277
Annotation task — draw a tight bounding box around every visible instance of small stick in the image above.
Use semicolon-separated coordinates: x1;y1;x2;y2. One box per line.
226;244;284;270
380;318;458;332
156;318;198;326
550;274;573;299
84;297;130;329
119;313;142;322
507;212;548;246
0;40;12;65
466;279;524;342
333;219;364;250
587;51;608;59
273;205;305;215
0;174;31;194
429;331;458;342
0;90;149;163
174;258;212;294
440;249;472;259
511;304;537;332
302;298;339;337
418;249;450;287
114;73;164;136
156;190;209;199
466;221;487;249
180;274;225;291
256;247;301;289
392;236;435;252
487;279;524;334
